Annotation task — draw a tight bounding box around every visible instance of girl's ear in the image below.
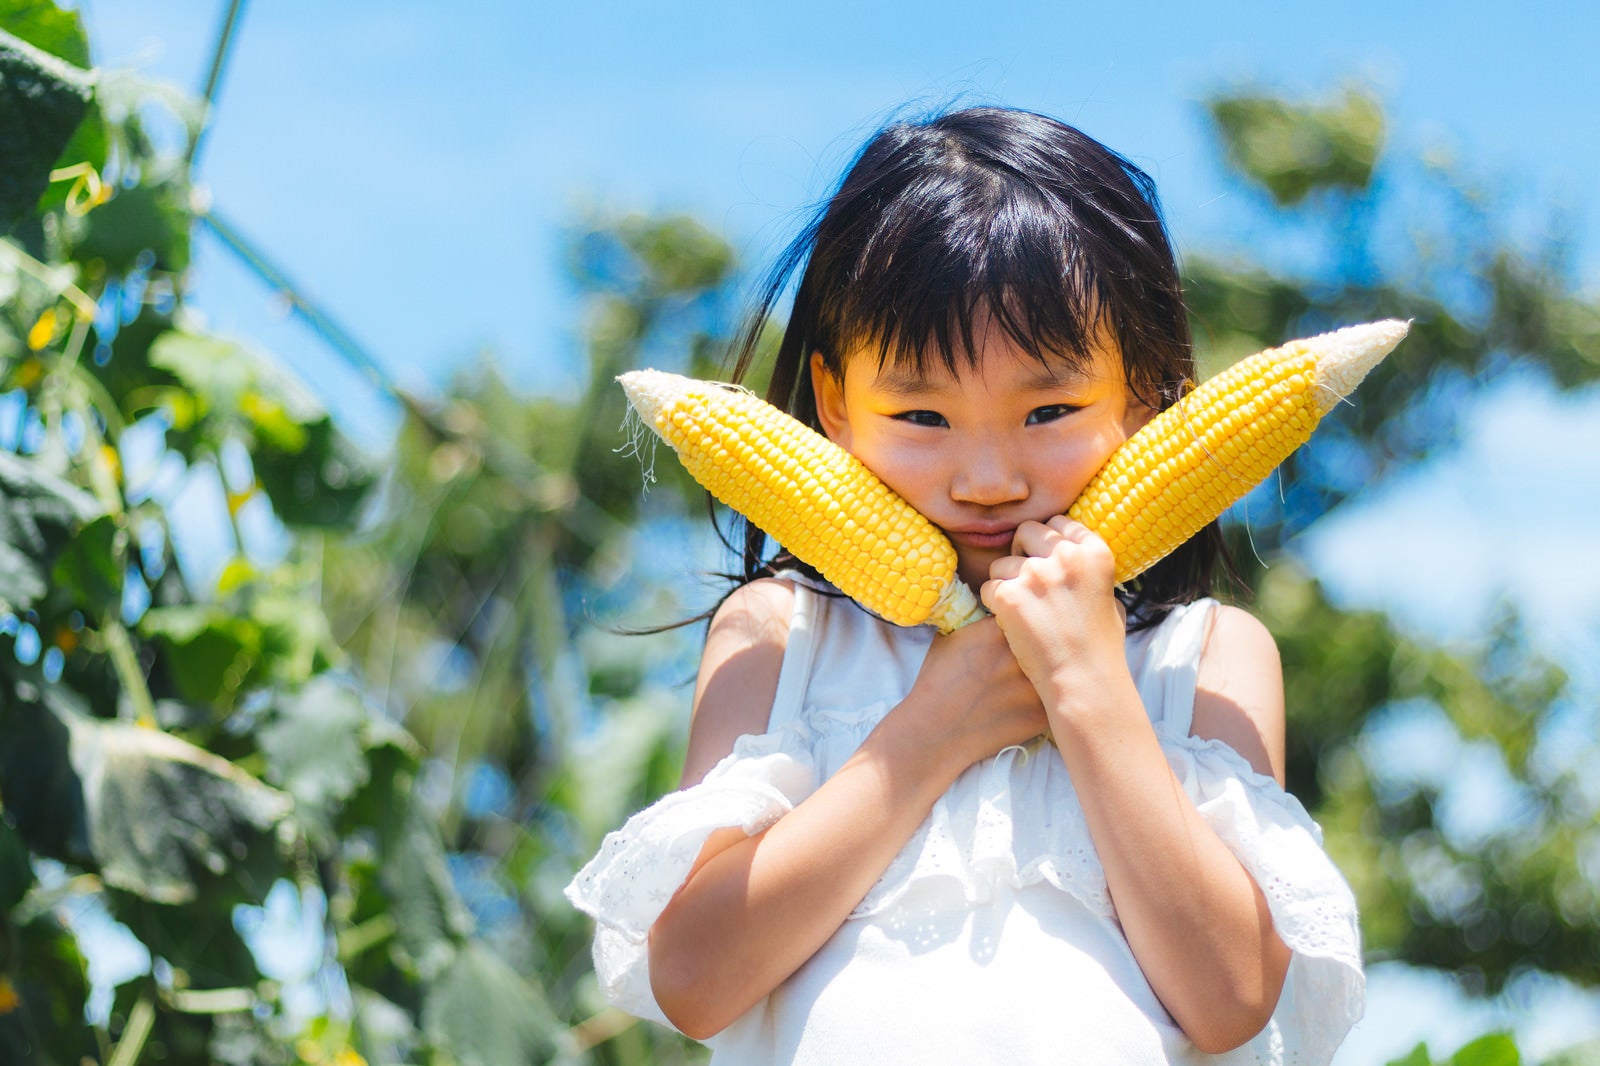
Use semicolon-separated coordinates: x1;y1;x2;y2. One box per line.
811;352;852;449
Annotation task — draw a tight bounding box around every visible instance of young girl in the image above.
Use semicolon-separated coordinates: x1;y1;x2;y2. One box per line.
567;106;1363;1065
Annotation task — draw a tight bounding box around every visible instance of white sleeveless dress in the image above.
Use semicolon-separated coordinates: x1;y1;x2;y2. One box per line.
567;578;1363;1065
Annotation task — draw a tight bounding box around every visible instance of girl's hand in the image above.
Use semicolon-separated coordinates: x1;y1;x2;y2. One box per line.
978;516;1129;714
902;617;1049;769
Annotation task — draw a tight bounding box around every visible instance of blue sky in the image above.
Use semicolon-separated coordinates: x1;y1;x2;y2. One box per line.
83;0;1599;405
71;0;1600;1058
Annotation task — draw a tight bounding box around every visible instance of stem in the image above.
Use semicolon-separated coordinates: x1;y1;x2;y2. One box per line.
198;210;402;410
335;913;397;962
107;988;156;1066
59;333;160;726
104;621;156;726
188;0;248;168
567;1006;638;1051
0;242;98;321
162;986;255;1014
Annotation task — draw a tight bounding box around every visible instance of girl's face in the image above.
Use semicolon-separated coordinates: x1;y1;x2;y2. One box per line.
812;323;1152;591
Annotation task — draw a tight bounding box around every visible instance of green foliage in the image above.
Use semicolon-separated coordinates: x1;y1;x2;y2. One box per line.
1208;85;1384;206
0;3;537;1061
0;25;92;232
1196;79;1600;1045
1387;1032;1524;1066
318;208;740;1065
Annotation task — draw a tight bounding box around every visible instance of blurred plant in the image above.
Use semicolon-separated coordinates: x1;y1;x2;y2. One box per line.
0;4;574;1063
317;208;741;1066
1193;81;1600;1046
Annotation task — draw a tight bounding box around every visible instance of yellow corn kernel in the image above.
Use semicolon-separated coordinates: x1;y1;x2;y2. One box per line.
618;370;983;630
1067;319;1410;583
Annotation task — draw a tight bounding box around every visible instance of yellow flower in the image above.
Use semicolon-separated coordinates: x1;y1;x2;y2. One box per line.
26;309;58;351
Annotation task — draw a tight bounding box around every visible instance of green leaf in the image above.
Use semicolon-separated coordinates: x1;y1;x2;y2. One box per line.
1386;1042;1436;1066
147;329;375;528
257;677;370;840
351;986;422;1066
0;26;93;233
0;679;91;864
69;170;191;273
253;590;340;686
149;329;325;428
0;910;96;1065
1;677;292;903
421;941;559;1066
0;0;103;216
140;604;261;709
0;815;31;910
73;711;292;903
50;510;121;615
252;412;374;530
378;793;473;982
347;787;470;979
338;715;420;835
0;0;92;67
0;448;103;612
1449;1032;1521;1066
148;329;256;412
1208;86;1384;206
109;889;265;992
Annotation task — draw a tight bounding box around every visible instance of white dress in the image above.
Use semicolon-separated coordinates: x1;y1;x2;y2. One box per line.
566;578;1364;1065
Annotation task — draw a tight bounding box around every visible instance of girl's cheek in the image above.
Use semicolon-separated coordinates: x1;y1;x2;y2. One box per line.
874;448;947;506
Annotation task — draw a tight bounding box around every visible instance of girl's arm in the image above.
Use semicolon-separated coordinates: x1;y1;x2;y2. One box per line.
982;518;1292;1055
650;580;1048;1040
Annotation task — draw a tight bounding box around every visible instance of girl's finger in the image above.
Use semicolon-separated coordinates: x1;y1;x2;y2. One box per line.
1009;519;1058;557
1045;515;1092;541
988;555;1025;581
979;577;1002;613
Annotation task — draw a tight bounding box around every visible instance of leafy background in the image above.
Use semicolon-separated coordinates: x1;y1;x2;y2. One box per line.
1;1;1598;1064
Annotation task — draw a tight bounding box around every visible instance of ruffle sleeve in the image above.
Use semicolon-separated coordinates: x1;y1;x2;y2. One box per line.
563;711;859;1025
1165;733;1365;1066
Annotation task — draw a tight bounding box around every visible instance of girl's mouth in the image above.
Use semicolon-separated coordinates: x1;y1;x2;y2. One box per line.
946;526;1017;551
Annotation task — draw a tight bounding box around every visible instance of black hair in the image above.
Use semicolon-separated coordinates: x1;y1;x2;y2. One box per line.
721;105;1225;628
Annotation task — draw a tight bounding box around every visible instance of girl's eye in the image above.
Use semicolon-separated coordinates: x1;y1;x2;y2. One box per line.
893;410;948;428
1026;404;1081;425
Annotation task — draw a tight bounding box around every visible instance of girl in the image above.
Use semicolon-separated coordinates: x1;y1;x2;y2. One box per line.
568;106;1362;1065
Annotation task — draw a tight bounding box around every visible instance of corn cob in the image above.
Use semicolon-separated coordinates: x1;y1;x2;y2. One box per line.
1069;318;1411;583
618;371;985;630
619;319;1407;633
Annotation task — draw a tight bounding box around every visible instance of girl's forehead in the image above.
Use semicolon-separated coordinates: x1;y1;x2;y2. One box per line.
849;333;1125;392
851;320;1126;385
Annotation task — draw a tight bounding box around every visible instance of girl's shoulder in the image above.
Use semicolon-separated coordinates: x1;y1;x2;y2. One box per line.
679;577;798;786
1192;603;1286;784
711;575;799;633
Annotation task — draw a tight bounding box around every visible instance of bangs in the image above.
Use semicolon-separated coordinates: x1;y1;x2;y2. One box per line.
818;163;1111;378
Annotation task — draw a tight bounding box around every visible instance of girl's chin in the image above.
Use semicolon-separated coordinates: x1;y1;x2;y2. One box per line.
956;549;1006;590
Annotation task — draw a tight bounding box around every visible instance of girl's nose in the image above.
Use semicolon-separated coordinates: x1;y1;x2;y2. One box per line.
950;443;1028;507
